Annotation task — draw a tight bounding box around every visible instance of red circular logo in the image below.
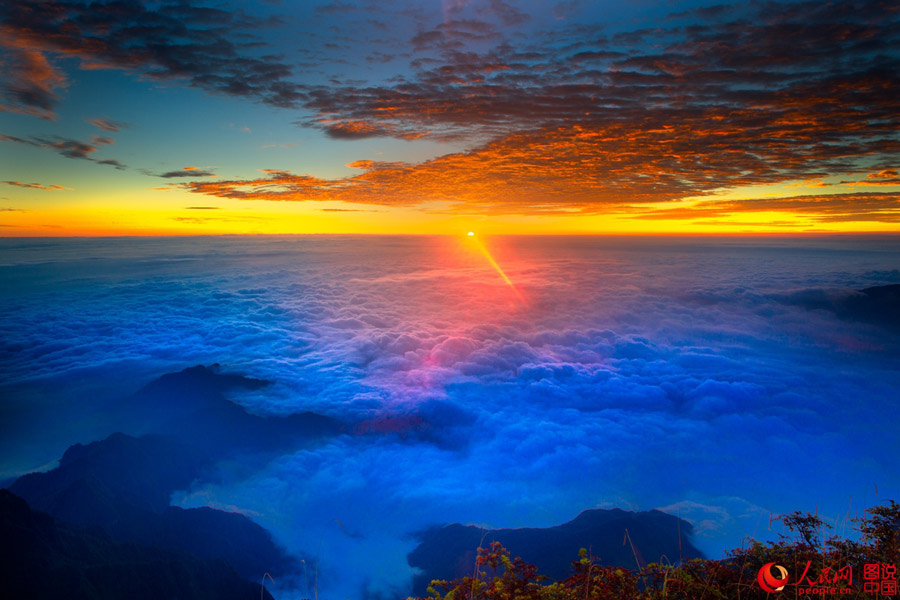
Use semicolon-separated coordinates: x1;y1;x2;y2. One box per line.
758;562;789;593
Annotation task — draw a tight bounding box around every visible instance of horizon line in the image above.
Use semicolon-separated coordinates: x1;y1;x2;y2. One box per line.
3;231;900;240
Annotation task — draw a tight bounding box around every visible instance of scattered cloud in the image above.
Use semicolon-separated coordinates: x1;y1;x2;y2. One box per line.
91;135;114;146
3;180;71;191
159;167;217;179
318;120;428;140
0;0;305;118
839;169;900;187
95;158;127;169
0;133;127;169
0;26;67;119
85;117;127;132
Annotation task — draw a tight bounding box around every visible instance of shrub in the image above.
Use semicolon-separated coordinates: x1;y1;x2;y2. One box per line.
411;501;900;600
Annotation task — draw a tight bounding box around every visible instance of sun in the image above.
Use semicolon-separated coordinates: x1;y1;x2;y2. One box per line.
467;231;475;236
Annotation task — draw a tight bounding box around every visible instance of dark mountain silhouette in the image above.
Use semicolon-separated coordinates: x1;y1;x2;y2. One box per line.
842;284;900;331
10;433;297;579
408;508;703;596
121;364;341;454
787;284;900;333
11;433;211;516
7;364;343;584
0;489;274;600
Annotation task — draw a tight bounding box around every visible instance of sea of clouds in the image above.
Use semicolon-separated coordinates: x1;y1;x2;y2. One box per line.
2;235;899;599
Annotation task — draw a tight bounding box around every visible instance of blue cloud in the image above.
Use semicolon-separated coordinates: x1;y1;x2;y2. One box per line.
2;235;900;598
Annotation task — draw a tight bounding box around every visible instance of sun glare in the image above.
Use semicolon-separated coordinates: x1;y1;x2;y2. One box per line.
463;233;526;304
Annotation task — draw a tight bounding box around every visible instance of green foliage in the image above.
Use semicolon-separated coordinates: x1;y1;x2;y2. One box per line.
410;502;900;600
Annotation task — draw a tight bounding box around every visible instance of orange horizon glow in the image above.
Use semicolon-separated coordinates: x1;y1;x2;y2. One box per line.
3;218;900;237
1;181;899;238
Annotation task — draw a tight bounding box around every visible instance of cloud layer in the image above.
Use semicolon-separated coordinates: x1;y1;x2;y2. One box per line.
190;0;900;216
2;235;900;598
3;0;897;220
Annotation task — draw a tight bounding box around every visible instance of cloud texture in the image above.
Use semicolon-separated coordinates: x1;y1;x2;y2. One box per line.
2;235;900;598
2;0;897;221
0;0;304;118
258;0;900;215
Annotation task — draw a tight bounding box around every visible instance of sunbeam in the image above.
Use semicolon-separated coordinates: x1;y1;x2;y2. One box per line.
465;233;527;304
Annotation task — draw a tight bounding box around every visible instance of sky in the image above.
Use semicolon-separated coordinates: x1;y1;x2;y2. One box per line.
2;235;900;600
1;0;899;235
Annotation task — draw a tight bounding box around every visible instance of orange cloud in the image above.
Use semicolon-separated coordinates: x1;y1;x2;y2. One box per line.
0;26;67;119
180;112;897;219
838;169;900;187
85;117;127;132
3;180;71;191
630;193;900;223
